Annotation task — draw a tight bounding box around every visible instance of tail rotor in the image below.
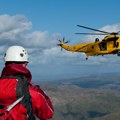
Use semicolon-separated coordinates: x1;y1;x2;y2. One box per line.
57;37;70;51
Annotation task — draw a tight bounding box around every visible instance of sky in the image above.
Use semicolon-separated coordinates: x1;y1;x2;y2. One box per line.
0;0;120;82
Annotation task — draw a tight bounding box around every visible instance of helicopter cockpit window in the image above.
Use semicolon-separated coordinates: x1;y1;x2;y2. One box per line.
99;42;107;51
95;38;99;42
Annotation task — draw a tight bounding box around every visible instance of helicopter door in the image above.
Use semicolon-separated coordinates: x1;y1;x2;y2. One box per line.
99;42;107;51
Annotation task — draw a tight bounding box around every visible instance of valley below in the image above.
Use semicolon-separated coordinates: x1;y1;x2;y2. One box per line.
36;73;120;120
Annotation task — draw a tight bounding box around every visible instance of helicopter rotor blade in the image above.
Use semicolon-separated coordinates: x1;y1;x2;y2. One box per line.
63;37;65;42
77;25;110;34
65;41;70;43
75;33;109;35
59;40;62;42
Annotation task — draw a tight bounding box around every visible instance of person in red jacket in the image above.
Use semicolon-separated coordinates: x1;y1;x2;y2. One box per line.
0;45;54;120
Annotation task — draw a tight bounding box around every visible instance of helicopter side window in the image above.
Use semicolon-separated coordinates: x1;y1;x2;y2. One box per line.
116;42;119;48
113;41;119;48
99;42;107;51
95;38;99;42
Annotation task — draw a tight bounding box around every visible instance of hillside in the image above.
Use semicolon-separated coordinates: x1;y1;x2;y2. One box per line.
36;73;120;120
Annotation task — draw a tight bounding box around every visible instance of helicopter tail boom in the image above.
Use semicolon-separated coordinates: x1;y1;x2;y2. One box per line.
58;42;89;52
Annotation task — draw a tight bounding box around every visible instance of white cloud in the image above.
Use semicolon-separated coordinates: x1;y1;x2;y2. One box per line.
0;14;120;65
0;14;32;42
102;24;120;32
23;31;57;48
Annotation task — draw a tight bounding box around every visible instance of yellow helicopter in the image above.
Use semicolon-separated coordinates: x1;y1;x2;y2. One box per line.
58;25;120;60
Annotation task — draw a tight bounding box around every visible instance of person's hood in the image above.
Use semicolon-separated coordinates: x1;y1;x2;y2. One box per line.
1;63;32;83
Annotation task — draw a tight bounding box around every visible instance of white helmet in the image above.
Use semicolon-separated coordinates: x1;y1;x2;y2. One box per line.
4;45;29;62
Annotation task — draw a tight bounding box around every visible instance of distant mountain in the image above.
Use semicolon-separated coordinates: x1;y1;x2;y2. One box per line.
93;111;120;120
45;72;120;90
37;72;120;120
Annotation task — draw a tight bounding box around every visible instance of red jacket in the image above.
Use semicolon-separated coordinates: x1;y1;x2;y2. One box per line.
1;63;54;120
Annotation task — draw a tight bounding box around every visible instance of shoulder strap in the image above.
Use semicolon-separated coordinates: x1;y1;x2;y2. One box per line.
7;96;24;111
14;75;35;120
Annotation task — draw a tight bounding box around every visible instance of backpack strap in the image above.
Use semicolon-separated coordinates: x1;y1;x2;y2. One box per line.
7;96;24;111
15;75;36;120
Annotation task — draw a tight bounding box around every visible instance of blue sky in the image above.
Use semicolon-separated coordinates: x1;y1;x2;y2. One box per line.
0;0;120;82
